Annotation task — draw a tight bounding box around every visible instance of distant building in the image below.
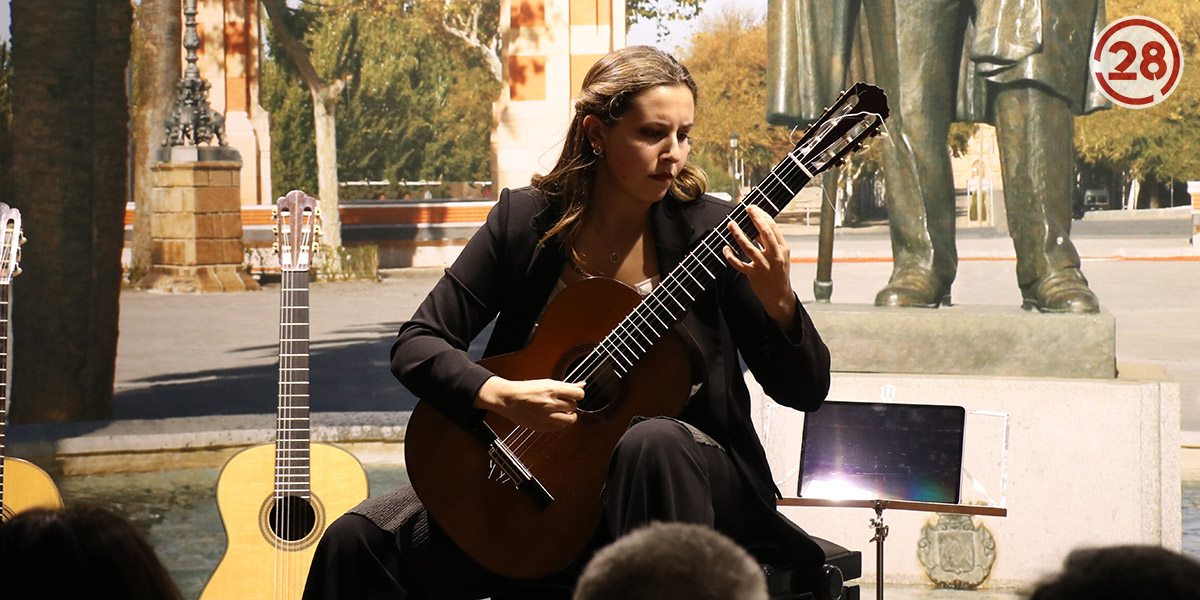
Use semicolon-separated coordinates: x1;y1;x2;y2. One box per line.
192;0;273;206
492;0;626;191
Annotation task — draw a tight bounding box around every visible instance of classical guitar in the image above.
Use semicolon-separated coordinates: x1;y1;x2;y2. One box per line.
200;191;368;600
405;83;890;578
0;202;63;522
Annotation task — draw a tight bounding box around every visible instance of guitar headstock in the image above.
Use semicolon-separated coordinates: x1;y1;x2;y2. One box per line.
0;203;23;284
791;82;890;177
273;191;320;272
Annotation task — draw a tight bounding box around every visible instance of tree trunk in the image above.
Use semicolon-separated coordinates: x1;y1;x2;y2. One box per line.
313;87;342;248
131;0;181;281
261;0;343;253
10;0;132;423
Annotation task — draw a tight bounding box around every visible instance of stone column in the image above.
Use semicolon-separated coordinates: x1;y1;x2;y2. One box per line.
141;146;259;292
492;0;625;191
1189;181;1200;247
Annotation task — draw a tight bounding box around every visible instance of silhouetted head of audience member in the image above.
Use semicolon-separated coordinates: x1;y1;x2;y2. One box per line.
572;522;768;600
0;505;183;600
1029;544;1200;600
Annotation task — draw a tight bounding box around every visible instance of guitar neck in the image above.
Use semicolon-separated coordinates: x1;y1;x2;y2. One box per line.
276;269;311;498
575;150;812;389
574;89;885;390
0;282;8;506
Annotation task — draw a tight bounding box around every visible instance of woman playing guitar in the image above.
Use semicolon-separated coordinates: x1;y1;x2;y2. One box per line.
303;45;832;599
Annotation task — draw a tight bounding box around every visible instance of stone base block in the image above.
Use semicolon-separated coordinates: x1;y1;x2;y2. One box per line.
806;304;1116;379
751;373;1181;591
139;264;259;293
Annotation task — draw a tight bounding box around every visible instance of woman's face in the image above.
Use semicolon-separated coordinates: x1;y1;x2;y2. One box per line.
588;84;694;207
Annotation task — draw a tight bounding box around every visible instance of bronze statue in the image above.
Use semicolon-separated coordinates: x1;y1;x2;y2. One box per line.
768;0;1108;312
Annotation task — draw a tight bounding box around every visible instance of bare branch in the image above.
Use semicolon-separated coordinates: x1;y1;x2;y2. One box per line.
442;19;502;83
261;0;326;92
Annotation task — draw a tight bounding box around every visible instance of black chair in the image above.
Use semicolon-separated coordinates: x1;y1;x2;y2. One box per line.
760;535;862;600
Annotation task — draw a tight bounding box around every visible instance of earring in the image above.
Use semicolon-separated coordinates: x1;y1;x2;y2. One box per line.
592;145;603;157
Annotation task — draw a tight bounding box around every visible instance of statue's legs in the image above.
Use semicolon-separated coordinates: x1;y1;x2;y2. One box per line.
993;84;1100;313
873;0;965;307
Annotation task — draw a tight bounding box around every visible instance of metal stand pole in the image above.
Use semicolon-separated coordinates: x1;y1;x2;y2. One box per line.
813;172;838;302
869;500;889;600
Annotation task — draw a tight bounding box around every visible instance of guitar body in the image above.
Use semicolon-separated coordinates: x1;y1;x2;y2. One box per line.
0;457;63;521
200;442;368;600
406;277;695;579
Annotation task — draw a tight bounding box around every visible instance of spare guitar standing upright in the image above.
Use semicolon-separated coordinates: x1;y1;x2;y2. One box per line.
0;202;63;522
200;191;369;600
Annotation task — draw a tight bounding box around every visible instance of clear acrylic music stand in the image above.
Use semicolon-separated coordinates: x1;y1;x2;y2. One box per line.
765;403;1010;600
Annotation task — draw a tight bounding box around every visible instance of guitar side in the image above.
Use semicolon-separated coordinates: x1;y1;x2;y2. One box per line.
1;457;63;521
199;443;368;600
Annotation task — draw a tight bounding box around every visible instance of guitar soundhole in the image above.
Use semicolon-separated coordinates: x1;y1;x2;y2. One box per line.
557;346;625;414
268;495;317;542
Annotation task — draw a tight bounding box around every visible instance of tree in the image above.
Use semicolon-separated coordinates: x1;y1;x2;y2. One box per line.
626;0;703;40
0;43;12;203
681;8;798;195
129;0;181;282
1074;0;1200;202
261;0;351;249
10;0;132;422
262;1;498;198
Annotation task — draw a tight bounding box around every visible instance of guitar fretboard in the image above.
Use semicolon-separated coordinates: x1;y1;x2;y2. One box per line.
276;269;311;499
571;96;881;401
0;282;9;508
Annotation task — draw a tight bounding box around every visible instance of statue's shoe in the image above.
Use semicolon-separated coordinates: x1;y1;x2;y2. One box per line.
874;267;951;308
1021;268;1100;313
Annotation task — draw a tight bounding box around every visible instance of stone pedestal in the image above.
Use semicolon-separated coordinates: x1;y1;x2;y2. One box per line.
141;147;258;292
752;373;1181;591
806;304;1116;379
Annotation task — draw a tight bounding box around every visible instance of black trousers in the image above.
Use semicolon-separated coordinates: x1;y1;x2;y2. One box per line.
302;418;769;600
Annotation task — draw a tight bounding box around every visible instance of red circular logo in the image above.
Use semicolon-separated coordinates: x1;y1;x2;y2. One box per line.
1090;16;1184;109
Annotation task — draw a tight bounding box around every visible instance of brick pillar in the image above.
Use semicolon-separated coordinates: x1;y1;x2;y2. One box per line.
141;148;259;292
1190;181;1200;247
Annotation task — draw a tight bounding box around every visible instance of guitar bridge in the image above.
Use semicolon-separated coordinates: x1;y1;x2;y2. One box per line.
475;425;555;510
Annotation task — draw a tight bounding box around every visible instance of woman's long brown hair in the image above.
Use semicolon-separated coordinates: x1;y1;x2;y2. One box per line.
531;45;708;247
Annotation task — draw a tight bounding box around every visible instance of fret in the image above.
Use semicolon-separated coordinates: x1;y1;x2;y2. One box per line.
786;149;814;178
614;323;647;354
658;285;686;313
765;170;794;199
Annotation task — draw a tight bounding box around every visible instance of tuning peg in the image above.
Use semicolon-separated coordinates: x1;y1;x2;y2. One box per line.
19;234;26;245
271;207;278;217
13;266;21;277
272;242;279;252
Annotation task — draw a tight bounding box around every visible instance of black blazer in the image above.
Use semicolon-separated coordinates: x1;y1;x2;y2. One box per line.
391;186;831;564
